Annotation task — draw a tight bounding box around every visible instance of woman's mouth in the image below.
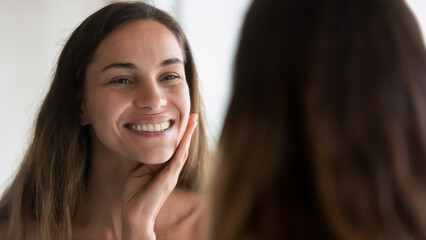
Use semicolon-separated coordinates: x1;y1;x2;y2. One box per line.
124;120;173;133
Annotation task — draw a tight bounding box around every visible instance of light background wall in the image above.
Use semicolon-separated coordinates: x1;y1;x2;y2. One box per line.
0;0;425;192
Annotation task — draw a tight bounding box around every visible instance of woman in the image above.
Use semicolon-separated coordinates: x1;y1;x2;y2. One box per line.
213;0;426;239
0;2;209;239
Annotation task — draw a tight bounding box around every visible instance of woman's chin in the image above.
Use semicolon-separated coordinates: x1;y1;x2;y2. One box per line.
135;150;175;165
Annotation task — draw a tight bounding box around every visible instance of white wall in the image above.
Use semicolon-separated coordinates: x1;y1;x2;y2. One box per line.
408;0;426;39
0;0;425;192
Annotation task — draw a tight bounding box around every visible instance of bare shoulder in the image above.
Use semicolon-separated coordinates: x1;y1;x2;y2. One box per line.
156;188;209;240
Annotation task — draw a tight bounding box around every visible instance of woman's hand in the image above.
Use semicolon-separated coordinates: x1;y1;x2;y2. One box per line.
121;114;198;240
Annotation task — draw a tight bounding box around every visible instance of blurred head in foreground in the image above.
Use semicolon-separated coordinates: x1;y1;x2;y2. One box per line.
213;0;426;239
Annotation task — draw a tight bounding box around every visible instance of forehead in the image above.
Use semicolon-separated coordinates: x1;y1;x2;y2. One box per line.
92;20;184;64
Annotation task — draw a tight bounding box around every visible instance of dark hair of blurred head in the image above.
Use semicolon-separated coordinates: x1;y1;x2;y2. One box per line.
213;0;426;239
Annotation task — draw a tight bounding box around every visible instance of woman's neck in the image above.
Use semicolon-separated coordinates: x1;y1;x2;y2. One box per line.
73;140;139;239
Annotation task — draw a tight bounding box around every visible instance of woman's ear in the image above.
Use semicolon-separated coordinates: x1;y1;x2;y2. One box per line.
80;101;90;126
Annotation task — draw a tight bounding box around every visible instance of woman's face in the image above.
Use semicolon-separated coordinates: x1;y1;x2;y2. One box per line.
81;20;191;164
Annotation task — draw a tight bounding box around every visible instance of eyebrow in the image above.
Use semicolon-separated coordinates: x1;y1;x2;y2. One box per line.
161;58;184;66
101;62;136;72
101;58;183;72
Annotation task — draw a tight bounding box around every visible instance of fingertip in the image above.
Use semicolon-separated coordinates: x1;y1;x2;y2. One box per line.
191;113;198;122
190;114;198;129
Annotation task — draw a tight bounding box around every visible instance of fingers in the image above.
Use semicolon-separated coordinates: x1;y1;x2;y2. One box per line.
127;114;198;217
154;113;198;184
171;113;198;171
129;114;198;179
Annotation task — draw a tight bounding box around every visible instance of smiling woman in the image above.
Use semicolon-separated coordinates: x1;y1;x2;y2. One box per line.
0;2;210;240
81;20;191;165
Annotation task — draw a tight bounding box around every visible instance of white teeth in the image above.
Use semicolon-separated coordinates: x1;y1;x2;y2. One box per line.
128;121;171;132
147;124;154;132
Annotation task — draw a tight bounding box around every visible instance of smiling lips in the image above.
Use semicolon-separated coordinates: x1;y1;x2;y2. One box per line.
125;120;172;133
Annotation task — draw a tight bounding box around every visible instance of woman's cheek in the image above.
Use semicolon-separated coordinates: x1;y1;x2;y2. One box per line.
178;86;191;143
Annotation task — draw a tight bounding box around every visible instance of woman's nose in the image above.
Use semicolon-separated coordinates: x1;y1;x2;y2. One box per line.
133;81;167;110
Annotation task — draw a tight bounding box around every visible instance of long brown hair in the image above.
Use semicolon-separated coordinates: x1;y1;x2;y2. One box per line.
213;0;426;239
0;2;209;239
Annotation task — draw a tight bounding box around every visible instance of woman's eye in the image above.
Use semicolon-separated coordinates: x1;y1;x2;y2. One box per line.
162;74;180;81
111;78;131;84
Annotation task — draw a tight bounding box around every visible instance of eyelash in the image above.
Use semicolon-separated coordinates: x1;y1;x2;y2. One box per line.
162;74;181;81
110;78;132;84
108;74;181;85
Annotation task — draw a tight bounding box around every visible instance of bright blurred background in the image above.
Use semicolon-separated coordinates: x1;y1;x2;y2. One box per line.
0;0;425;192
